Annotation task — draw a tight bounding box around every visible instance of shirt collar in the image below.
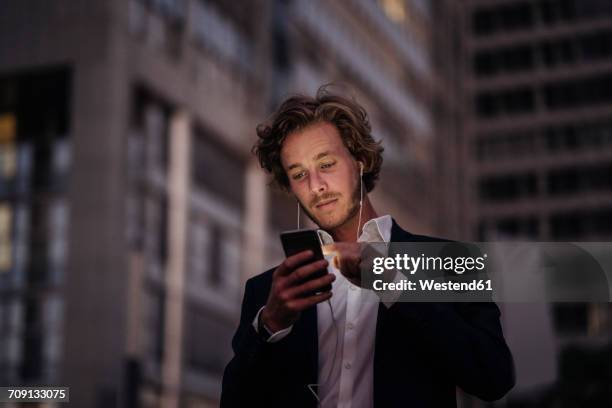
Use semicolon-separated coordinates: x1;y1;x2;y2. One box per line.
317;214;392;244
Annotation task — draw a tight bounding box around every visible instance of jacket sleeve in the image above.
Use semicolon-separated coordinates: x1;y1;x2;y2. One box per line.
220;277;293;407
390;300;515;401
220;278;264;406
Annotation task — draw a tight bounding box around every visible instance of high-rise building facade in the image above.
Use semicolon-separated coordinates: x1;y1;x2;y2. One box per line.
0;1;438;407
462;1;612;406
465;0;612;241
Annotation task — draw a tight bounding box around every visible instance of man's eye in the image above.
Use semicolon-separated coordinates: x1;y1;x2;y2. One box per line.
292;171;306;180
321;162;336;169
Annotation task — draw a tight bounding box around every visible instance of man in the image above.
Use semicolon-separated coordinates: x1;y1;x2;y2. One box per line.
221;87;515;407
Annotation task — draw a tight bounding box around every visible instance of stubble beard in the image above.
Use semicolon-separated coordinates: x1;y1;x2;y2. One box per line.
298;172;361;232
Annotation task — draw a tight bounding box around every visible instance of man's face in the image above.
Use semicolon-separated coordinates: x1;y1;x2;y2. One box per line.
280;122;361;230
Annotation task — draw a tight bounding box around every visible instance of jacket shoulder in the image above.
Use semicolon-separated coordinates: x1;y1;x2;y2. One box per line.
391;218;454;242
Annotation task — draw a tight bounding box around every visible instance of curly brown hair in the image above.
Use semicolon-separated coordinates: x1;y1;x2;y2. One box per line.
252;86;384;193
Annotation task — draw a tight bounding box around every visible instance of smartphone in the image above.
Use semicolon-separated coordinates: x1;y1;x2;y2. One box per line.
280;229;332;294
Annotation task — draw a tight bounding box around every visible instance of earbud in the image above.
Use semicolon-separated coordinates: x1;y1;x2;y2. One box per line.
359;162;364;177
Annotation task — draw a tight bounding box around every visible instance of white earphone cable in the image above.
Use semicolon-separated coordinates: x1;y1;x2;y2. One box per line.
357;163;363;242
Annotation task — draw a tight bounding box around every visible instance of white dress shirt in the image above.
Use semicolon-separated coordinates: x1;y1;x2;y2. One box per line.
253;215;393;408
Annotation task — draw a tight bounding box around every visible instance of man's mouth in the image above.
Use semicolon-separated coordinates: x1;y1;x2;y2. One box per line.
315;198;338;209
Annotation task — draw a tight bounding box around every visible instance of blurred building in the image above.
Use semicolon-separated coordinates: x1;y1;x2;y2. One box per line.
429;0;469;240
466;0;612;242
461;0;612;406
0;0;439;407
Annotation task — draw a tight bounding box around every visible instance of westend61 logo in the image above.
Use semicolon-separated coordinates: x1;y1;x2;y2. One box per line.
371;253;488;275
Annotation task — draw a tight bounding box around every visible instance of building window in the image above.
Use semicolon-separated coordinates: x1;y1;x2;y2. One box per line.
543;73;612;110
479;172;538;202
539;0;576;25
127;87;172;262
476;87;535;118
495;216;539;238
579;29;612;62
549;208;612;239
475;130;539;161
130;87;171;177
472;2;534;36
143;286;165;363
0;203;12;273
144;193;168;279
540;38;576;67
186;207;242;292
191;128;245;206
0;298;22;383
547;163;612;196
0;67;70;385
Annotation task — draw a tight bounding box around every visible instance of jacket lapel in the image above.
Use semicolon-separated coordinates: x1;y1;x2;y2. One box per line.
301;302;319;403
390;217;413;242
374;218;413;403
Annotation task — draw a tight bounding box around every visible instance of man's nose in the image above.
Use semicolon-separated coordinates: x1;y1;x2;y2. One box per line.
309;170;327;194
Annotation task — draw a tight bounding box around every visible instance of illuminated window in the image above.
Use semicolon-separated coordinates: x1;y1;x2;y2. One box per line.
0;113;16;143
0;203;12;272
379;0;406;23
0;114;17;183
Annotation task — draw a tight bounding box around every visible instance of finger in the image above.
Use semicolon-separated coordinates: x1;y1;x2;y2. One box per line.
339;264;360;280
285;259;329;286
287;291;333;311
333;254;340;269
321;244;336;255
285;273;336;299
275;250;314;277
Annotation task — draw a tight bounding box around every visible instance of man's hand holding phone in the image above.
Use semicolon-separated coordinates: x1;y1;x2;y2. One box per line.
262;250;335;333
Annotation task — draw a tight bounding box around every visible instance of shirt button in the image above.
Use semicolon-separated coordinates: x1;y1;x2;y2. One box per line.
347;322;354;330
344;363;352;370
349;285;356;291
